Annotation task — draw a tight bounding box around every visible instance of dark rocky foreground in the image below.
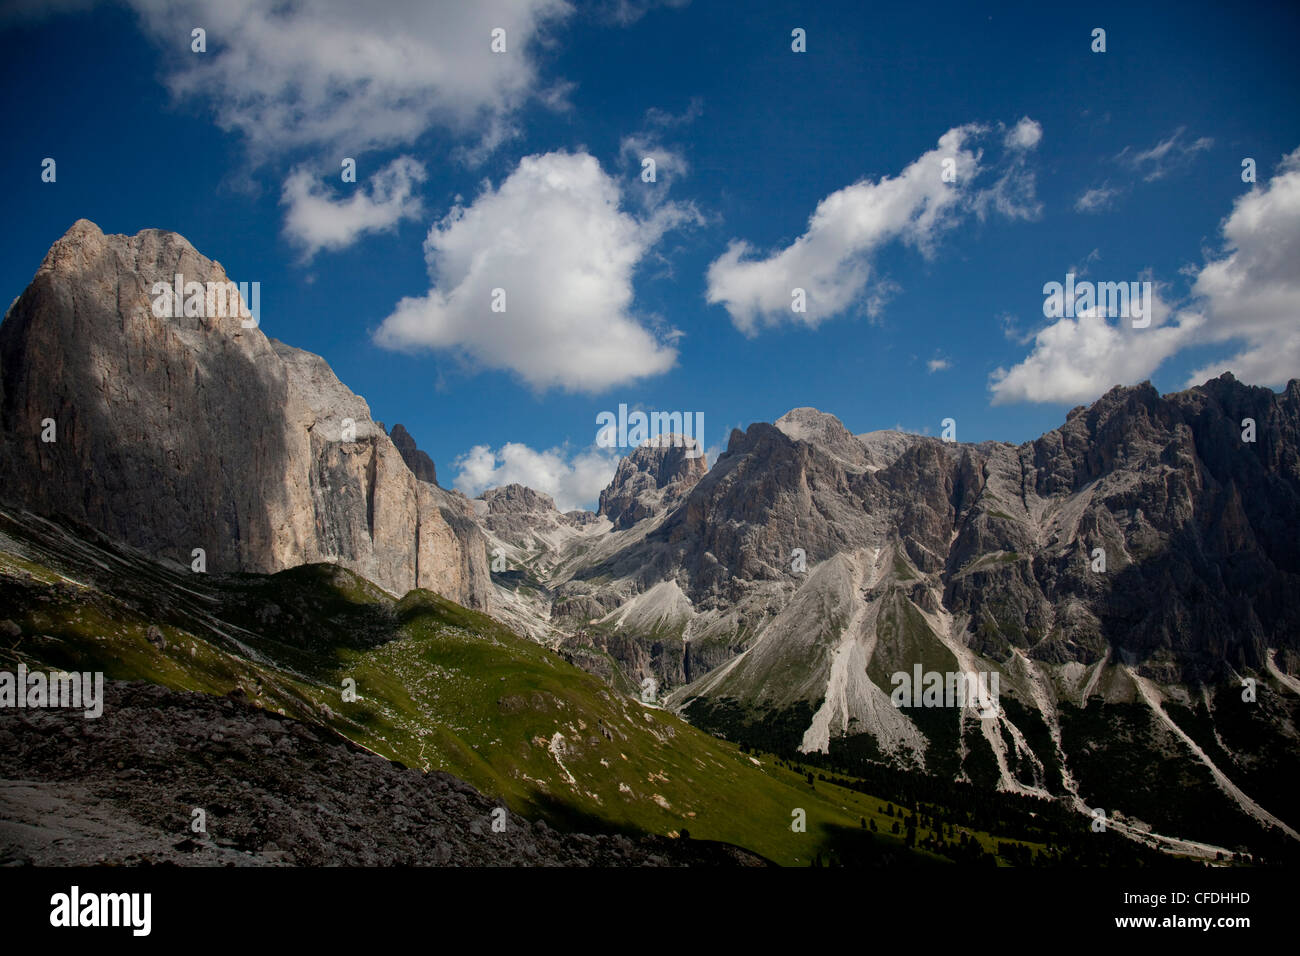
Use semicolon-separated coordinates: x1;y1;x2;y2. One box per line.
0;681;767;867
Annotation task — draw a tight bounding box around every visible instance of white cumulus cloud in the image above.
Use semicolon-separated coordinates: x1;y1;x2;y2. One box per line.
989;290;1198;405
127;0;573;158
1184;147;1300;386
281;157;426;260
1004;117;1043;150
705;120;1042;335
374;150;698;391
453;443;619;512
991;147;1300;403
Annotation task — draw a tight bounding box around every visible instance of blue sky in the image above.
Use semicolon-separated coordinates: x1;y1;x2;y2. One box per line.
2;0;1298;509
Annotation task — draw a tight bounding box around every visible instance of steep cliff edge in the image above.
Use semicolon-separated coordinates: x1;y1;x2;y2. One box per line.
0;219;489;607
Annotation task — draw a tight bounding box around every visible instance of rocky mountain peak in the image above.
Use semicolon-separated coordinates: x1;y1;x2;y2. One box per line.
854;429;928;470
389;423;437;485
478;483;558;515
472;483;600;558
775;406;883;472
774;406;852;443
0;220;489;607
597;434;708;530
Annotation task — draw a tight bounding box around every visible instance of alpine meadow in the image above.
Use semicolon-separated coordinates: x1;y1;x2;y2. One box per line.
0;0;1296;941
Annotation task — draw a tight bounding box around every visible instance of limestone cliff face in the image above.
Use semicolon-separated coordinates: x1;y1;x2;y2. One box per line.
389;423;437;485
556;381;1300;695
597;435;708;530
0;220;489;607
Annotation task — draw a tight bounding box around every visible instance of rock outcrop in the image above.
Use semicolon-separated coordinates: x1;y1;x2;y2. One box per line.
0;220;489;607
474;483;600;545
526;381;1300;842
598;434;708;530
566;378;1300;690
0;681;767;867
480;482;560;517
389;423;437;485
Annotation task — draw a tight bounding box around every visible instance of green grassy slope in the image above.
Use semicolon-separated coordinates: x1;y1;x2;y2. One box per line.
0;509;959;865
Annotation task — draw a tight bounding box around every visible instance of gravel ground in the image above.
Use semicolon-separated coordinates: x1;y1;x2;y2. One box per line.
0;681;767;867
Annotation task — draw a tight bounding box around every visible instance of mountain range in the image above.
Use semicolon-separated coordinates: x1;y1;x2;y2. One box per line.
3;221;1298;864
